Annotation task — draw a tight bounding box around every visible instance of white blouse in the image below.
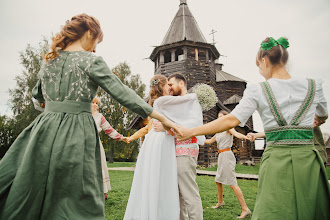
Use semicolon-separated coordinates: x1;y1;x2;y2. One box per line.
231;77;328;130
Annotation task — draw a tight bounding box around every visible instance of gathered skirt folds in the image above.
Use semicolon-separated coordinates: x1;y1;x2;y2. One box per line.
215;150;237;186
252;144;330;220
124;130;180;220
0;111;104;220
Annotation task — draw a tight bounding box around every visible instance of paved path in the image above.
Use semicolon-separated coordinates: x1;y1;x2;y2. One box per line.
108;167;259;180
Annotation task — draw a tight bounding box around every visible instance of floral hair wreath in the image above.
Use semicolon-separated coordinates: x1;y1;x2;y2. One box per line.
261;37;290;51
150;79;161;87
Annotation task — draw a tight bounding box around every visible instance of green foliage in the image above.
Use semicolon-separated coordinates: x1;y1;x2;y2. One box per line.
97;62;146;162
8;38;49;138
1;38;49;154
0;115;16;157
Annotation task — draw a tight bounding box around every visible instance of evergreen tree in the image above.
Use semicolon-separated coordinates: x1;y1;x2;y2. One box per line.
97;62;147;162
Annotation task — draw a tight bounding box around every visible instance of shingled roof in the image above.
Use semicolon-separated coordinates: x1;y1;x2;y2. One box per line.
161;0;207;46
216;69;246;82
223;94;242;105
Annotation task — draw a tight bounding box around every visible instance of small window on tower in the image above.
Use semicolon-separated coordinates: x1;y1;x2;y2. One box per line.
164;51;171;63
175;48;184;61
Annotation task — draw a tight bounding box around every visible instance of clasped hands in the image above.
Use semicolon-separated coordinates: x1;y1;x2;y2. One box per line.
154;121;194;141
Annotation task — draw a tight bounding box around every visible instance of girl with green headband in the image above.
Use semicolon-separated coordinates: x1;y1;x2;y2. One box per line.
177;37;329;220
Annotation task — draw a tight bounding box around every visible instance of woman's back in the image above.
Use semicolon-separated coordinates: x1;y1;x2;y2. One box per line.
38;51;98;102
232;77;327;129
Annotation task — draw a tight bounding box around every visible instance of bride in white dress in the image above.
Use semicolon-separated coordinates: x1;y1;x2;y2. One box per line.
124;75;180;220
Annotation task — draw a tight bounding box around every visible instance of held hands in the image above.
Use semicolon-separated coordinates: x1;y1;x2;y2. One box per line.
314;115;328;127
160;118;183;137
121;137;131;144
247;133;257;142
175;126;194;141
153;121;175;136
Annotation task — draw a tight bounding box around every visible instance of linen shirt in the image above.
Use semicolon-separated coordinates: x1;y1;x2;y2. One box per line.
231;77;327;130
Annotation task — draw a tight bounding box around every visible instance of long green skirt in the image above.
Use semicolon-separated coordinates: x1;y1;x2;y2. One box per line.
252;144;330;220
0;112;104;220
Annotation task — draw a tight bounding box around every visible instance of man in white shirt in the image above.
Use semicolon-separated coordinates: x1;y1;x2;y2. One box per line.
167;73;204;220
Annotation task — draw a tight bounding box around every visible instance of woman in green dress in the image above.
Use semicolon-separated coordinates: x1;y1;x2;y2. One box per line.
0;13;178;220
177;37;329;219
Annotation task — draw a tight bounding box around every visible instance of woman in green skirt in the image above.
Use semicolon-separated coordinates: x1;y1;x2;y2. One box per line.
177;37;329;220
0;13;178;220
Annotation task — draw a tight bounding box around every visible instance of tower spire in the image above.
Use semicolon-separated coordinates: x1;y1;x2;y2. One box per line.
161;0;206;45
180;0;187;5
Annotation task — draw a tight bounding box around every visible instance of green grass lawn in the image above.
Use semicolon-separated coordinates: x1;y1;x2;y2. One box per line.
105;170;258;220
202;163;260;175
107;162;136;168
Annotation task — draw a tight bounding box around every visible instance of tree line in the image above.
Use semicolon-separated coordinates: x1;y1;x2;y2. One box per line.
0;38;146;162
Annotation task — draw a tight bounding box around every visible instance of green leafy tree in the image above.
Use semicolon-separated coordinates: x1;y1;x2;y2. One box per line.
0;115;16;158
97;62;146;163
9;38;49;137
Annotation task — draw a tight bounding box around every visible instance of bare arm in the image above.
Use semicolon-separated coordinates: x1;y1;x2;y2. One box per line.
204;135;216;145
177;114;240;141
247;132;265;142
150;110;182;136
228;128;248;140
128;119;153;142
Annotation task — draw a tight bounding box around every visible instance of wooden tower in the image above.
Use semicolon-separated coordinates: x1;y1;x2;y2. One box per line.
129;0;254;166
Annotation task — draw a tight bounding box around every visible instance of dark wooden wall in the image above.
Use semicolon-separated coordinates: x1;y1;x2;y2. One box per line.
153;45;254;166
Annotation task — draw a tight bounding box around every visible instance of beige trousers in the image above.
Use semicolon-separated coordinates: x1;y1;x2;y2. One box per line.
177;156;203;220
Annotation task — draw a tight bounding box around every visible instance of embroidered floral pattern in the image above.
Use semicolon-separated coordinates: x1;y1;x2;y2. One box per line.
175;137;199;157
175;147;199;157
40;51;97;102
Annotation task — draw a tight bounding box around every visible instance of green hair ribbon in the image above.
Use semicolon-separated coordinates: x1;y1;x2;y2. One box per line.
277;37;290;49
260;37;290;51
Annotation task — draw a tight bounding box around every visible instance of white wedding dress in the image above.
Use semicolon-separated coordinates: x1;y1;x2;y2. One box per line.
124;94;205;220
124;99;180;220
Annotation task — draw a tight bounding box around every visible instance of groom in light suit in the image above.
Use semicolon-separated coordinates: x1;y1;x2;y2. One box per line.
167;73;204;220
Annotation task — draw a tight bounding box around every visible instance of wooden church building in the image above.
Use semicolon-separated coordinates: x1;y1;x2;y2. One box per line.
129;0;255;166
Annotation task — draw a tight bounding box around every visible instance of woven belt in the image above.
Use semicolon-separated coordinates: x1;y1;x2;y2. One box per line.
265;126;313;146
45;101;92;114
218;148;231;153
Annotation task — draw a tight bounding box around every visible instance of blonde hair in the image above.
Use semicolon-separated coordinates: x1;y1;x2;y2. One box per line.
44;13;103;62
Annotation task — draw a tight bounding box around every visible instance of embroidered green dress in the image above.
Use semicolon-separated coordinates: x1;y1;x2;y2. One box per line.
252;80;330;220
0;51;153;220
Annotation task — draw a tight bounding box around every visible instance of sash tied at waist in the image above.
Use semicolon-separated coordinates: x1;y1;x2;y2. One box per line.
45;101;92;114
218;148;231;154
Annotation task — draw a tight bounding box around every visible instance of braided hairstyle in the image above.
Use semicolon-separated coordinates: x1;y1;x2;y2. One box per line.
44;13;103;62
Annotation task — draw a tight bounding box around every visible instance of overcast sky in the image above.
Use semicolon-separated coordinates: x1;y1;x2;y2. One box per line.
0;0;329;134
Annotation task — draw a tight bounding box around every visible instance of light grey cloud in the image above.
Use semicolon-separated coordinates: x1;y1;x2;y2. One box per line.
1;0;329;133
